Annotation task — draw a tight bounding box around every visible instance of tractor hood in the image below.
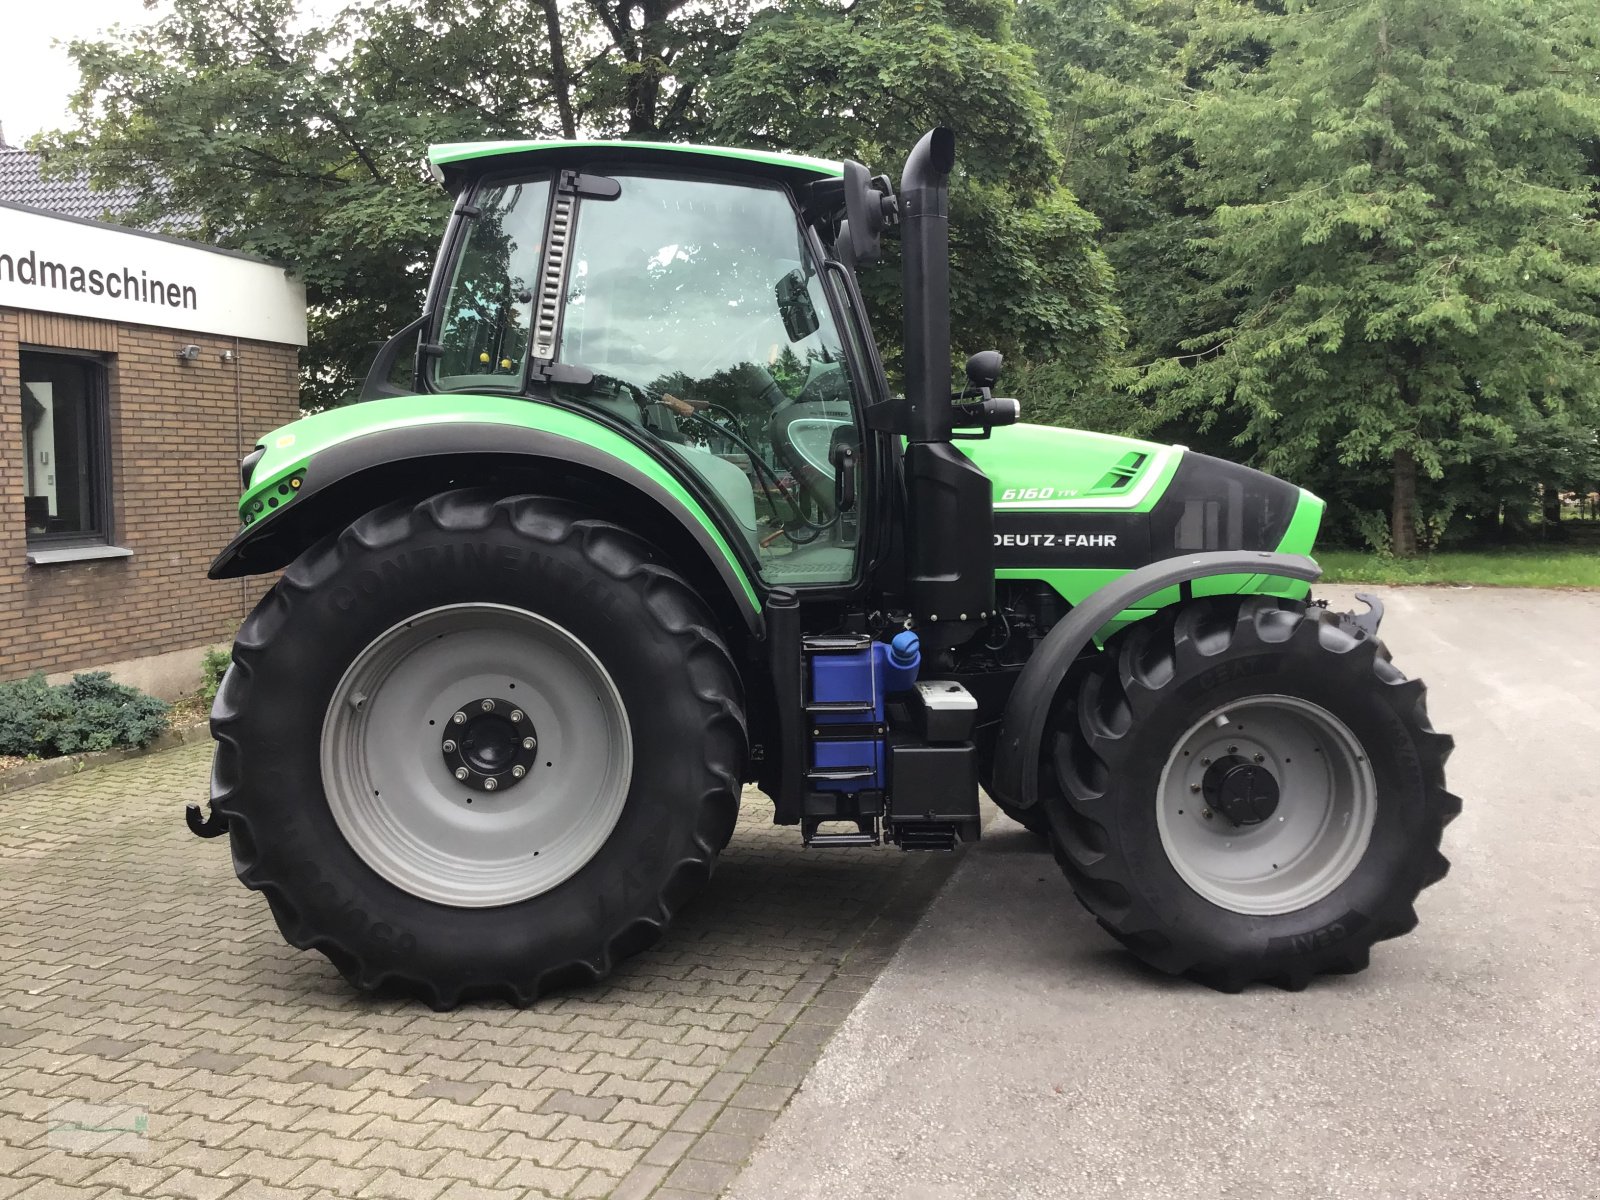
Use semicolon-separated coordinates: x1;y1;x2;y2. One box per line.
961;422;1324;570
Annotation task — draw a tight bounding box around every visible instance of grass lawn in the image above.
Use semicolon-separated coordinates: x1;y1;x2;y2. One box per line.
1317;547;1600;588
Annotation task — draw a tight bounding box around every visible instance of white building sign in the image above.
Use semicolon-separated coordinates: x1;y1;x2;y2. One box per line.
0;205;307;346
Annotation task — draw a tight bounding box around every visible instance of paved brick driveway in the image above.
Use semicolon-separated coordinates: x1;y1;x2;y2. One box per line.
0;743;957;1200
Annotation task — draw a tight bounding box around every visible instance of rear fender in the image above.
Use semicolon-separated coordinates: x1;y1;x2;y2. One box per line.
211;416;763;636
988;551;1322;814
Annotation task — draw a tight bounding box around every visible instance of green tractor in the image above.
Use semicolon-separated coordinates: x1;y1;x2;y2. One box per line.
189;129;1457;1007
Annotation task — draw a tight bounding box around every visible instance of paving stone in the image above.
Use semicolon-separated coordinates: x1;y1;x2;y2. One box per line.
68;1038;146;1060
418;1149;511;1186
435;1184;526;1200
407;1079;491;1105
14;1183;114;1200
415;1120;507;1157
641;1130;697;1168
149;1169;241;1200
548;1114;627;1148
284;1132;379;1168
700;1075;748;1107
708;1105;780;1140
569;1169;618;1199
493;1161;587;1195
352;1140;446;1175
536;1090;615;1122
610;1163;670;1200
364;1170;450;1200
80;1160;173;1194
476;1108;561;1140
489;1132;576;1172
226;1150;306;1186
689;1130;760;1165
223;1181;316;1200
559;1136;647;1174
747;1058;811;1090
665;1155;742;1194
174;1052;252;1075
285;1064;368;1089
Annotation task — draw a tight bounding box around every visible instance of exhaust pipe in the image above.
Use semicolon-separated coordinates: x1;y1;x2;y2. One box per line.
900;128;957;445
896;128;996;638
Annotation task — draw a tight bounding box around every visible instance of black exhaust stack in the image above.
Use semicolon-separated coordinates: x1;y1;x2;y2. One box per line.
899;129;995;636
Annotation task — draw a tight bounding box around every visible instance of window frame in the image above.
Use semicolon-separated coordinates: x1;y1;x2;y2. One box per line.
18;346;115;550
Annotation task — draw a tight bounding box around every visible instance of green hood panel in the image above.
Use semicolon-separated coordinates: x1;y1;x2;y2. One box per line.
960;423;1182;512
238;395;759;609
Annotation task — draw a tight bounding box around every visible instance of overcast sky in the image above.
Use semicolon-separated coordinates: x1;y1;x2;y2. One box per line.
1;1;338;147
0;2;160;145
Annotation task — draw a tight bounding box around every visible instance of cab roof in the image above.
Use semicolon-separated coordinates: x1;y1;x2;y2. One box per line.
427;139;844;193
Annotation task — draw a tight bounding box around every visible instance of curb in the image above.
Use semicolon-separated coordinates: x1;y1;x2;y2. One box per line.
0;719;211;796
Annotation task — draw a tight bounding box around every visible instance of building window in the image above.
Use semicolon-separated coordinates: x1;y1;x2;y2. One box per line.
19;350;112;546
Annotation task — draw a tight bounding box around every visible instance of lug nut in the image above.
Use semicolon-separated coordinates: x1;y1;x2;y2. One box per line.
484;777;499;791
454;767;469;781
511;765;526;778
522;737;536;750
1202;809;1214;820
1201;757;1212;766
1190;783;1201;793
442;739;457;753
1254;753;1265;763
452;711;466;725
480;699;495;712
510;709;524;723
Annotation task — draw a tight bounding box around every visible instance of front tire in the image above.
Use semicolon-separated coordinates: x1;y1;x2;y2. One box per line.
209;491;746;1008
1044;596;1458;991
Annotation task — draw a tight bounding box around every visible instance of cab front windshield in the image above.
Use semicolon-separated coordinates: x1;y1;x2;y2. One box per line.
432;170;863;587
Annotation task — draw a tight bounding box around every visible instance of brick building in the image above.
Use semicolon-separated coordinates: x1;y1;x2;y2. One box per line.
1;198;305;696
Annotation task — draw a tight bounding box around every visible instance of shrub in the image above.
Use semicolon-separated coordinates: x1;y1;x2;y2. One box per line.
0;672;170;758
200;647;231;705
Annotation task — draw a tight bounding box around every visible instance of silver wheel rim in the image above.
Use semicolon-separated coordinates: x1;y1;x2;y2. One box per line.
321;603;632;908
1156;694;1376;916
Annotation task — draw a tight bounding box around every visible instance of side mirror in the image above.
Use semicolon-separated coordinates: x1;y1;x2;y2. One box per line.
965;350;1003;392
842;160;894;267
775;269;820;342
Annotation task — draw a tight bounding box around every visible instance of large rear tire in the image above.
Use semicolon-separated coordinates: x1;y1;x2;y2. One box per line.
1044;595;1458;991
209;490;746;1009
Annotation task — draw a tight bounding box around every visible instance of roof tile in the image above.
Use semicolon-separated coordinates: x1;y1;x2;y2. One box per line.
0;148;146;222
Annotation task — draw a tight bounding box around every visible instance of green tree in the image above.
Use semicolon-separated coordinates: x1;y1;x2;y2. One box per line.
708;0;1122;413
1134;0;1600;555
38;0;755;409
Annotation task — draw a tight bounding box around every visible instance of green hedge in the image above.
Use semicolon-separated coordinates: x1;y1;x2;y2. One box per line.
0;672;170;758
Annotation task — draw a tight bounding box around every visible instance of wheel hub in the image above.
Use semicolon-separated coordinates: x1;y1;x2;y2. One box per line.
441;696;538;792
1202;755;1280;826
1155;695;1378;916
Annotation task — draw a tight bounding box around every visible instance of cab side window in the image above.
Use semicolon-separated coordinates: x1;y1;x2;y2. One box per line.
432;179;552;391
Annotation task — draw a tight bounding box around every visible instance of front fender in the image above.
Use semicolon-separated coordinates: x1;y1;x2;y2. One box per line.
211;396;762;631
988;550;1323;814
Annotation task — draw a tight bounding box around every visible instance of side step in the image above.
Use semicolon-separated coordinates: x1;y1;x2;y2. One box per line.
801;817;962;852
805;766;877;783
802;817;879;848
886;822;960;852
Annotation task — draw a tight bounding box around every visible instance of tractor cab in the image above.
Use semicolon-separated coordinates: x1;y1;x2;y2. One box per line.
408;141;887;588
